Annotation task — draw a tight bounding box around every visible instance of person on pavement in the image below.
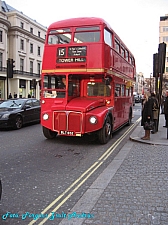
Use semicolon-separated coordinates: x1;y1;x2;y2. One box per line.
8;93;12;99
151;92;159;134
161;94;165;114
141;91;153;140
13;92;17;98
163;90;168;127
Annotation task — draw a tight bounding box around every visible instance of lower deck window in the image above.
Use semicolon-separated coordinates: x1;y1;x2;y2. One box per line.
87;82;111;97
43;74;66;98
42;74;80;99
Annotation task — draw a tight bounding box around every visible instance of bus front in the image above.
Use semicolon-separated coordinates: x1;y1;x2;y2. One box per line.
41;18;113;144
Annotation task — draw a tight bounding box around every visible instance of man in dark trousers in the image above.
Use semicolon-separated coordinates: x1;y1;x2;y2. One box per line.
163;90;168;127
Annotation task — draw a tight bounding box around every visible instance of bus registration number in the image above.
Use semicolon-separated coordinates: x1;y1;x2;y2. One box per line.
60;131;74;135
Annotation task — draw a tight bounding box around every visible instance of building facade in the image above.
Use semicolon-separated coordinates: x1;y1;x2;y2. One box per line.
0;1;47;100
134;72;144;95
159;14;168;92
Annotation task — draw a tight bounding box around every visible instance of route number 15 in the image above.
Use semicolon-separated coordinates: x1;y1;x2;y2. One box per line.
57;47;66;57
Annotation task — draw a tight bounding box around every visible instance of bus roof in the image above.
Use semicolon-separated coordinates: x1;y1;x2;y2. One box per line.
48;17;109;30
48;17;135;59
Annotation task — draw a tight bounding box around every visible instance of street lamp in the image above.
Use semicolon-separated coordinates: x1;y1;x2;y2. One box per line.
150;73;152;93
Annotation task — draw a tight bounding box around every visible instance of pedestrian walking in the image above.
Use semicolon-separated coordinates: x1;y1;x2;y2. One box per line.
151;92;159;134
161;94;165;114
28;93;31;98
141;91;153;140
14;92;17;98
8;93;12;99
163;90;168;127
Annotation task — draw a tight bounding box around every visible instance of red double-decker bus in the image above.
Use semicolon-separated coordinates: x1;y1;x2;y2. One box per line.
41;17;136;144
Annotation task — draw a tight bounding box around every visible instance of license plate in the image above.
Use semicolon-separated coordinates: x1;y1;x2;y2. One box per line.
60;131;74;135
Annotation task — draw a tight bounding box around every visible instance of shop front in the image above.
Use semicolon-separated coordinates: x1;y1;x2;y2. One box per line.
19;79;26;98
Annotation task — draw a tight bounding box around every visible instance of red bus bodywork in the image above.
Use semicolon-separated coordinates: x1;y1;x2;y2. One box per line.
41;17;136;144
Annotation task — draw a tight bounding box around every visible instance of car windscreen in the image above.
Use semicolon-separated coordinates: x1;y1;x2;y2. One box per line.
0;100;25;108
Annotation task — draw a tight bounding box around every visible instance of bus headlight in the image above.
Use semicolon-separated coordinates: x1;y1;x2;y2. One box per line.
89;116;97;124
43;113;49;120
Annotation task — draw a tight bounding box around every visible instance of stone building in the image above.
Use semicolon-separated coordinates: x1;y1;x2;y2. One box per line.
159;14;168;92
0;0;47;100
134;72;144;95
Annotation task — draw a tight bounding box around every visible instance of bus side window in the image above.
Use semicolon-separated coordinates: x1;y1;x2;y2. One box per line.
121;84;125;96
115;84;121;96
126;88;129;96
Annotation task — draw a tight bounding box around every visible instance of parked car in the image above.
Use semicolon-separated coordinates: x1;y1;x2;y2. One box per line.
134;95;141;103
0;98;40;129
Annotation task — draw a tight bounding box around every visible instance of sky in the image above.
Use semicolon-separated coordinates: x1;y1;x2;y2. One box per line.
4;0;168;78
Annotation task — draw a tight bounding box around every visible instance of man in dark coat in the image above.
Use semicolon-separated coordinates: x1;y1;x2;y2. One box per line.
163;90;168;127
8;93;12;99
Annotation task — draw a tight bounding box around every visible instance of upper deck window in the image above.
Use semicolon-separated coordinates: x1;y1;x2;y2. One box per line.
74;26;100;43
76;26;99;31
130;56;135;66
115;39;120;53
49;28;71;33
121;46;125;58
48;28;71;45
125;50;129;61
104;29;112;47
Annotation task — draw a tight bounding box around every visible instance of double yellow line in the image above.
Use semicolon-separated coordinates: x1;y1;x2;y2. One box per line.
28;118;141;225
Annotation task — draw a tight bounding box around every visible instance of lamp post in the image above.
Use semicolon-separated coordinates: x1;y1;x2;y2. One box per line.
150;73;152;93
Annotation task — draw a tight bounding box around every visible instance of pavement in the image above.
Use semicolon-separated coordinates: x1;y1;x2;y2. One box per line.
130;114;168;146
59;114;168;225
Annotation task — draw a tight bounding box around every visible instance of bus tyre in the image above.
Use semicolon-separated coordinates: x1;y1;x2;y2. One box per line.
98;116;112;144
42;126;57;139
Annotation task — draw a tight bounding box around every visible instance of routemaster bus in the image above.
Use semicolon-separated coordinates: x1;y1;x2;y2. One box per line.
41;17;136;144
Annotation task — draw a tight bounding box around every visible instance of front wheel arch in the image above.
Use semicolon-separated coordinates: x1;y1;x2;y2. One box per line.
42;126;57;139
98;115;112;144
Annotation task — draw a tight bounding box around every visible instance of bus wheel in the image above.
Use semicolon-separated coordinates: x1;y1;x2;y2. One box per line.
127;109;132;126
42;126;57;139
98;116;112;144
